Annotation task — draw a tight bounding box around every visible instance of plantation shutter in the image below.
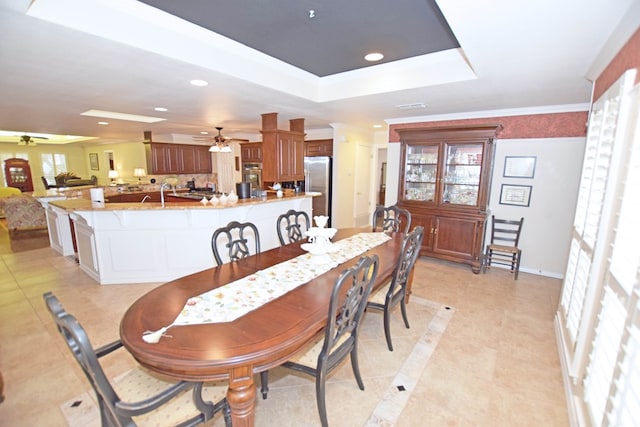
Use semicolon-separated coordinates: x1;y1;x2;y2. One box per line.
558;70;636;363
556;69;639;426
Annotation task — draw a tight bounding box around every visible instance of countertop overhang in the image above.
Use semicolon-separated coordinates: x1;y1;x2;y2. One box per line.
49;193;315;211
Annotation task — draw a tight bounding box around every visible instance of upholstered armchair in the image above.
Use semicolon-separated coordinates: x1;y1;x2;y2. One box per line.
0;187;22;218
0;195;47;233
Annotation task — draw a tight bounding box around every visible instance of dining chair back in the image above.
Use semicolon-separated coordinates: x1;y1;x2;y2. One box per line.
482;216;525;279
260;255;379;427
372;204;412;234
211;221;261;265
43;292;231;427
366;225;424;351
41;176;53;189
276;209;310;245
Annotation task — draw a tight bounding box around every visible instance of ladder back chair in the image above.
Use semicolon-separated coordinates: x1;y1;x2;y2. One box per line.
211;220;261;265
259;255;379;427
372;204;412;234
276;209;310;245
366;226;424;351
43;292;231;427
482;216;524;279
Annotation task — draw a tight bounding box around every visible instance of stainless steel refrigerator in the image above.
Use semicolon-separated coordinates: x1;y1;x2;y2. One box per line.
304;156;332;225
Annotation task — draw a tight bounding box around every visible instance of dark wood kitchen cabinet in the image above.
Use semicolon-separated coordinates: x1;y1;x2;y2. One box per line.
182;145;212;173
305;139;333;157
397;124;501;273
145;143;212;174
241;142;263;163
261;113;305;183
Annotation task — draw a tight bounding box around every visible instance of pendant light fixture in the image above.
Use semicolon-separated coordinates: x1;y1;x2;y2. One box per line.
209;127;232;152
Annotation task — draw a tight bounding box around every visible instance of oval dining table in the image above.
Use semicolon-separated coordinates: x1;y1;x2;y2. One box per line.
120;228;405;427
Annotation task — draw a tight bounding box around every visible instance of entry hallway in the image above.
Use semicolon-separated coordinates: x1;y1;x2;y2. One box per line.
0;225;569;426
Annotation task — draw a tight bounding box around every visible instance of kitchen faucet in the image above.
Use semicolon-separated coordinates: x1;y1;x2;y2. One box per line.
160;183;170;208
160;182;178;208
140;194;151;204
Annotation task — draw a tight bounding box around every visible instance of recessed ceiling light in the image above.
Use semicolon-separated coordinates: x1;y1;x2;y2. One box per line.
154;107;168;112
364;52;384;62
81;109;166;123
200;131;209;135
190;79;208;87
98;121;109;125
372;124;383;128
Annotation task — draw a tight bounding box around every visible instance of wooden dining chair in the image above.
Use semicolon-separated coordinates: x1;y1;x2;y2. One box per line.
43;292;231;427
41;176;53;189
482;216;525;279
372;204;412;234
211;220;261;265
259;255;379;427
276;209;310;245
366;226;424;351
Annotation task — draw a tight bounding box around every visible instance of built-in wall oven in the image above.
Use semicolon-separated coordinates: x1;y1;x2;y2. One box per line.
242;163;262;189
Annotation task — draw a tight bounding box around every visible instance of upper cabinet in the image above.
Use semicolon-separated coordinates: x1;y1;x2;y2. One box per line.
241;142;263;163
260;113;306;183
145;143;212;175
397;125;502;273
305;139;333;157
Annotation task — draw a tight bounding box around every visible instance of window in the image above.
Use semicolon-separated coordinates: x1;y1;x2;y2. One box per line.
556;70;640;426
41;153;68;183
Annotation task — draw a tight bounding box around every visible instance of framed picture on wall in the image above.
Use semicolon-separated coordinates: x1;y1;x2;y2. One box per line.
503;156;536;178
89;153;99;170
499;184;532;207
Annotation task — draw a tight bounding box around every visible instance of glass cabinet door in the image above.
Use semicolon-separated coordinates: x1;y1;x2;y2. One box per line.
9;167;28;183
403;144;439;202
442;143;483;206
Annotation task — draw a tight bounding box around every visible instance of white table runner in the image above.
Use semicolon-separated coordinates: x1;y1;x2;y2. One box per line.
142;232;391;343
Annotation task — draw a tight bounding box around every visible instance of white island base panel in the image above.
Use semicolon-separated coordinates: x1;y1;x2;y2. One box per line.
70;197;312;285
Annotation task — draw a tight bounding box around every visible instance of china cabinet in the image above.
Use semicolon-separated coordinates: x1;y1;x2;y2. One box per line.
3;158;34;192
397;124;501;272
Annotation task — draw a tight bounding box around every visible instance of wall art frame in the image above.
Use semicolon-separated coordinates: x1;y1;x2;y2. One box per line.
503;156;536;178
499;184;532;207
89;153;99;170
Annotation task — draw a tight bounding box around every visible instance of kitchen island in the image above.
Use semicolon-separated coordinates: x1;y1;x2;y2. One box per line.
47;194;314;285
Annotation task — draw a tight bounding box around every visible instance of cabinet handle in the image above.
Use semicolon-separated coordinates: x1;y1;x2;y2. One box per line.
433;227;438;235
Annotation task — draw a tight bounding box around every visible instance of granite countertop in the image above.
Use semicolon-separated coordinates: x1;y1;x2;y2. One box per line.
49;193;314;211
29;185;98;199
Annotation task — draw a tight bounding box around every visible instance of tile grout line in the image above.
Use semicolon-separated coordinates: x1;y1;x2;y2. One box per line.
365;298;455;426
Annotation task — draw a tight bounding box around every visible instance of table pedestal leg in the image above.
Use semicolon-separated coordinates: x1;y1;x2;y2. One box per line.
227;366;256;427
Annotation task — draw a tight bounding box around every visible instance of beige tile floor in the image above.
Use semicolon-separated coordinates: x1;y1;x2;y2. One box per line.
0;227;569;426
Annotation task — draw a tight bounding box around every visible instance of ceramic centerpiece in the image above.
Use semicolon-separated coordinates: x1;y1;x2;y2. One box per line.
302;216;337;261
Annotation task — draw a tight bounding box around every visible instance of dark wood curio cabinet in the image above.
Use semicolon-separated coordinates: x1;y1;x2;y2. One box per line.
4;158;34;192
397;125;502;273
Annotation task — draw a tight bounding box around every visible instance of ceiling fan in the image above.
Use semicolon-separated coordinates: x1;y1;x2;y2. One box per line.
18;134;48;146
193;127;249;152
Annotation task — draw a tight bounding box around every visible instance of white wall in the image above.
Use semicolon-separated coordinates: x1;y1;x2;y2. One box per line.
385;143;401;206
487;137;585;278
